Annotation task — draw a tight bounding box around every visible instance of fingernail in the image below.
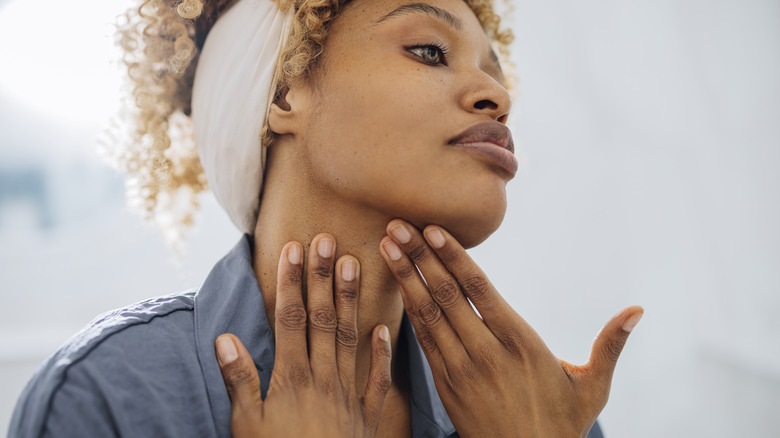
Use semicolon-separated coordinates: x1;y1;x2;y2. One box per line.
622;311;644;333
317;238;334;258
383;240;403;261
216;336;238;365
341;259;357;282
287;243;302;265
425;228;446;249
390;224;411;244
379;326;389;342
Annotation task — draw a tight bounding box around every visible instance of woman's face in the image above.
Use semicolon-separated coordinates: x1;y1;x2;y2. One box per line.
275;0;513;248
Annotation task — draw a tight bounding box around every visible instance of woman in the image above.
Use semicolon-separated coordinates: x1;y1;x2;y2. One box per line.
9;0;642;436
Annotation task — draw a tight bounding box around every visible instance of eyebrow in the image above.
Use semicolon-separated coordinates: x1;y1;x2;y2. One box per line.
376;3;463;31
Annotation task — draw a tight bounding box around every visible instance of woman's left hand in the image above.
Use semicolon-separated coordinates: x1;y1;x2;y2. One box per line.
379;219;643;438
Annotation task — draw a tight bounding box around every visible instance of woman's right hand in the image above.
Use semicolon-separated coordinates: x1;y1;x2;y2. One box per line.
214;235;393;438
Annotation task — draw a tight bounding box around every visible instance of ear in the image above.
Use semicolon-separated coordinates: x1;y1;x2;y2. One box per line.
268;80;308;135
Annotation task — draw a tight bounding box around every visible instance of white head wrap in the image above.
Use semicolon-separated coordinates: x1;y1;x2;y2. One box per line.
192;0;294;234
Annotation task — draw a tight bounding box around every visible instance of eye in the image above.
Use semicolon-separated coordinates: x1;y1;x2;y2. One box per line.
408;44;448;66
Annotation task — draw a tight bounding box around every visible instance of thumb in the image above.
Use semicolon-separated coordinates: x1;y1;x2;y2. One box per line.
361;325;393;432
216;334;263;411
588;306;644;383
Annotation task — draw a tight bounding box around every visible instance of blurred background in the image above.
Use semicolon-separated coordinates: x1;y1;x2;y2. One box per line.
0;0;778;436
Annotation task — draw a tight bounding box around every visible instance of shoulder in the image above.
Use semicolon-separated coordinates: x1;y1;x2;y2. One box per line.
47;290;197;371
9;290;204;438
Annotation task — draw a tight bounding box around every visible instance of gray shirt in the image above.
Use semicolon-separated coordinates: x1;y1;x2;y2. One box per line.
9;236;603;437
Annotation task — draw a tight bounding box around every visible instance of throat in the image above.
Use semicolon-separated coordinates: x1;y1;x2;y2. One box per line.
376;384;412;438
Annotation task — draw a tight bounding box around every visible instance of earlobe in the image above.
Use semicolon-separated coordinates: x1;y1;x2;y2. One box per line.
268;102;294;135
267;84;302;136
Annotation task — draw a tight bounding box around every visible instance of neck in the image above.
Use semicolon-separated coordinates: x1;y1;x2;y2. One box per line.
251;148;405;393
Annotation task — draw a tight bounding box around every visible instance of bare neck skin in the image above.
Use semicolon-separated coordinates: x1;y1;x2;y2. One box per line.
251;143;406;395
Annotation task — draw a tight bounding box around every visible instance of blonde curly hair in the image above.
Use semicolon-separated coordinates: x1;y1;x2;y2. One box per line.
106;0;514;243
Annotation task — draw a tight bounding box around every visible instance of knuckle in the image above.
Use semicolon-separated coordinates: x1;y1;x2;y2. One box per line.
439;375;456;397
407;244;429;263
417;329;438;353
376;341;392;360
371;371;392;393
223;362;257;393
336;325;358;348
395;263;417;280
285;363;311;387
417;301;444;328
311;263;333;281
439;248;460;265
283;268;302;284
337;286;358;302
431;280;460;308
456;359;479;382
278;304;307;330
603;337;626;364
474;346;500;374
309;307;337;332
461;276;490;302
318;376;338;395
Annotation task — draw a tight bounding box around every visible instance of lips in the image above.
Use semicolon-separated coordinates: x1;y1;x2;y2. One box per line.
448;122;518;176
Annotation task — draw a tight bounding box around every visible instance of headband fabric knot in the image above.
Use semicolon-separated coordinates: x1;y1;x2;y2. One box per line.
192;0;293;234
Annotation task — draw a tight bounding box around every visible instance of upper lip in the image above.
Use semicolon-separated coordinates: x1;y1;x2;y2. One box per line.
448;122;514;154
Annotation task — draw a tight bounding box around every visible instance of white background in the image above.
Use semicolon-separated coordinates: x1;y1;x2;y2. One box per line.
1;0;778;436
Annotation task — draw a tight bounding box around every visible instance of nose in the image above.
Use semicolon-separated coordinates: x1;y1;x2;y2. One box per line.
459;70;512;124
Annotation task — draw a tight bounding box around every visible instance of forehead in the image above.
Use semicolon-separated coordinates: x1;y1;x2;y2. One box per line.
339;0;488;38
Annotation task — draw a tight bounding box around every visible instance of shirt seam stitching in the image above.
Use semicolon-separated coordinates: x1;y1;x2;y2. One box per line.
35;305;195;438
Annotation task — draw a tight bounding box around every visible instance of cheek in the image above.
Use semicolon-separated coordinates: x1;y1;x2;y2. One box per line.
302;67;508;240
304;70;441;187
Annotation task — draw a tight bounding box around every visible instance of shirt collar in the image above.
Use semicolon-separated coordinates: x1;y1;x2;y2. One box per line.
194;235;455;438
403;311;457;436
194;235;274;438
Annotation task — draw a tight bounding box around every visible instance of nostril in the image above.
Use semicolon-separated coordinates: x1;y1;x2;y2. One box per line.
474;99;498;111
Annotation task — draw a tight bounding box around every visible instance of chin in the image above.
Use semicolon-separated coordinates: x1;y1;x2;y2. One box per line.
442;209;506;249
386;173;509;248
444;181;509;248
412;198;507;249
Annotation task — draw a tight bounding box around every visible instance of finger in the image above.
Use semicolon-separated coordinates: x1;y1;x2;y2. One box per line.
587;306;644;385
274;242;310;381
398;285;447;371
216;334;263;410
334;255;360;392
380;236;463;370
306;234;338;382
421;224;529;338
387;220;491;349
361;325;392;432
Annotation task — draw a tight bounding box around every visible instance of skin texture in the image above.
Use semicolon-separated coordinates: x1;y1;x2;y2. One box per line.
214;0;643;436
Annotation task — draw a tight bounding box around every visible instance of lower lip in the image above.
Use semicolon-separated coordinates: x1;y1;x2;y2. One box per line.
451;142;518;177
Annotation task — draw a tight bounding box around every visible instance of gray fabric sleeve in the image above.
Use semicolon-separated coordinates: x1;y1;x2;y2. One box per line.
39;367;119;438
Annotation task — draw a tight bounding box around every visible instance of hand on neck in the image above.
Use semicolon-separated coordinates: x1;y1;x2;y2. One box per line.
251;144;407;394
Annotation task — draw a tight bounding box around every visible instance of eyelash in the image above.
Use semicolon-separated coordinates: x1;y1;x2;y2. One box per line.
408;42;450;66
